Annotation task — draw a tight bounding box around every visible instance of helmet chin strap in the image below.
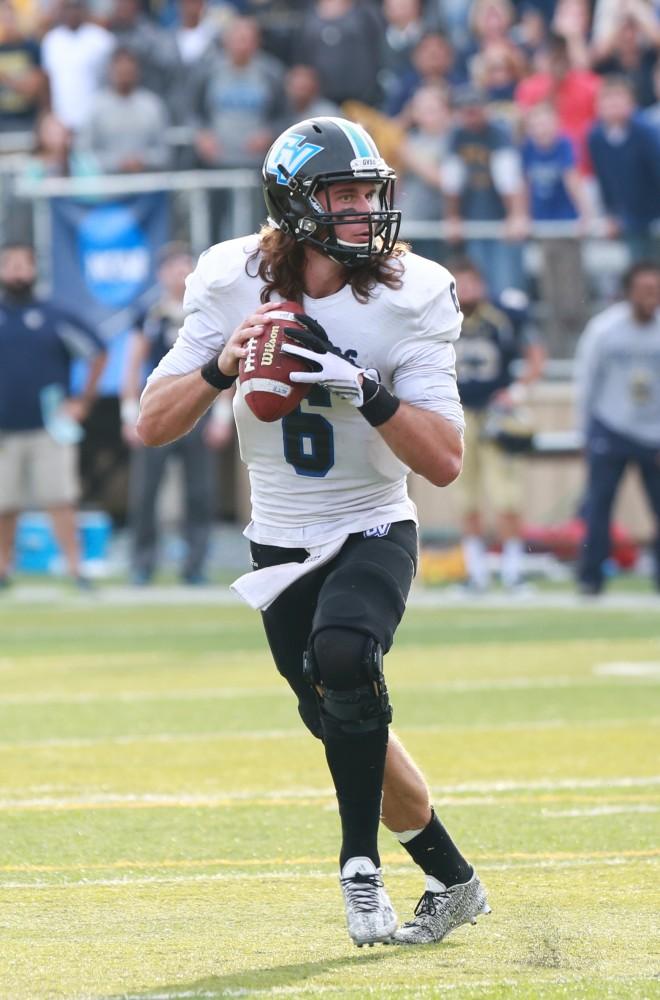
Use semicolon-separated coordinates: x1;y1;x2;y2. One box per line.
335;237;370;249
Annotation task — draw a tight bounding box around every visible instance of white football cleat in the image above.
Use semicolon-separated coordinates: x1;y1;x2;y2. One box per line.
393;870;491;945
339;856;398;948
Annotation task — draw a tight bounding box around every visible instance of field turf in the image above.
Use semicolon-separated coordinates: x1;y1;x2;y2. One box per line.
1;595;659;999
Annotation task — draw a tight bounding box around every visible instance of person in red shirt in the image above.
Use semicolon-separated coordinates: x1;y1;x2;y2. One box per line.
516;32;601;171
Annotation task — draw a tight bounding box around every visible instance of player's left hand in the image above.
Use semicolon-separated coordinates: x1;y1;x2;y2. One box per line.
282;315;375;406
282;313;334;354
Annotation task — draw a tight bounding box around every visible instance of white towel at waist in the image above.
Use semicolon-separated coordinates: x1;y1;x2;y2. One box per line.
230;535;348;611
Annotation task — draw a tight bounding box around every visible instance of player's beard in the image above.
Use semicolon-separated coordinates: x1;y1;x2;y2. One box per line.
1;278;35;301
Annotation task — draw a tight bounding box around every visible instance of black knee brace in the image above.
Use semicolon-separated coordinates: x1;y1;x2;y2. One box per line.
303;631;392;736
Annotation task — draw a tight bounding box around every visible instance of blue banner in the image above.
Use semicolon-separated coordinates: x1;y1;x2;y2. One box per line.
50;194;169;394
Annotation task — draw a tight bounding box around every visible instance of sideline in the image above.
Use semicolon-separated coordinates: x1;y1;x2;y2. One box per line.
2;584;660;610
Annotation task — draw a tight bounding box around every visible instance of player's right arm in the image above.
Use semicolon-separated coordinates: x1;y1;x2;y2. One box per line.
137;309;271;447
137;370;219;447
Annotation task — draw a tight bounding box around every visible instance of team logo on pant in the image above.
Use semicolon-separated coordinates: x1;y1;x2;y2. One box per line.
363;524;391;538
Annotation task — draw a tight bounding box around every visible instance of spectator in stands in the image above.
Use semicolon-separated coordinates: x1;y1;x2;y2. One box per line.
194;16;284;168
121;243;233;585
385;30;461;119
10;111;99;242
162;0;218;127
0;243;106;590
274;63;339;134
239;0;309;66
590;2;660;108
588;76;660;261
397;84;450;260
575;260;660;595
642;57;660;132
441;84;528;299
6;0;47;36
516;32;601;171
76;47;170;173
551;0;592;70
293;0;384;108
471;41;526;127
423;0;472;60
41;0;115;131
591;0;659;52
451;256;545;591
466;0;527;79
379;0;426;110
107;0;174;98
510;3;550;64
26;111;100;177
521;101;591;353
24;111;74;177
0;1;46;141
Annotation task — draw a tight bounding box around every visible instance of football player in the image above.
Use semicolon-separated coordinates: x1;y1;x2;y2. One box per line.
138;117;490;947
451;258;545;592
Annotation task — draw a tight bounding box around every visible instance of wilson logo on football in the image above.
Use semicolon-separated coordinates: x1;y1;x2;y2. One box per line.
261;325;279;367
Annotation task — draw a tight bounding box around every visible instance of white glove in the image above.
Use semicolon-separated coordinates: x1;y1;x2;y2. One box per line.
282;342;375;406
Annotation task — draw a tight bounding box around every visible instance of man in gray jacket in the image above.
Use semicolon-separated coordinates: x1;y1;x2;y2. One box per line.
76;47;170;173
575;260;660;594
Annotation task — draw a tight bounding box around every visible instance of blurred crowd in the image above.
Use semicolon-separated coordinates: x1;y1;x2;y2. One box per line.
0;0;658;311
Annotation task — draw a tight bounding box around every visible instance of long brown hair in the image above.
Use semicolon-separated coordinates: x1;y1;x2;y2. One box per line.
246;225;409;304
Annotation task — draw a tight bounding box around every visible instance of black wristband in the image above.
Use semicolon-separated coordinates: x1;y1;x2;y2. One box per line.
200;354;237;391
358;376;401;427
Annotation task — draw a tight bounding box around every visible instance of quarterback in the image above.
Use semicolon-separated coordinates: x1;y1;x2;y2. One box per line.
138;117;490;947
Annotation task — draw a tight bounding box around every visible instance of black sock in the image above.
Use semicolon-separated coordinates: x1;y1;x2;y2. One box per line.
323;727;388;869
400;808;473;887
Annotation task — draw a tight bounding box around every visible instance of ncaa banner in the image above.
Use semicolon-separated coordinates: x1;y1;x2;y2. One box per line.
50;194;169;394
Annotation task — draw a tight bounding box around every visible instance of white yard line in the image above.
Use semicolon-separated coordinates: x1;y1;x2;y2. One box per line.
542;804;659;818
97;981;647;1000
2;670;657;707
0;854;657;892
0;686;285;705
0;714;658;752
98;980;648;1000
78;982;524;1000
431;775;660;793
5;583;660;609
1;774;659;811
594;662;660;678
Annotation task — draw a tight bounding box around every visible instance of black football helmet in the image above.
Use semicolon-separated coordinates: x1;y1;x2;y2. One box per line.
262;117;401;267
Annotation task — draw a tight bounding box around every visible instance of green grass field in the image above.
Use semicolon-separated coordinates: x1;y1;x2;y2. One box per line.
1;595;659;1000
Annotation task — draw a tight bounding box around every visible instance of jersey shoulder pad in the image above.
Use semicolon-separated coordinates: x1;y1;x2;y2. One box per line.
184;234;260;323
388;252;461;341
193;234;260;294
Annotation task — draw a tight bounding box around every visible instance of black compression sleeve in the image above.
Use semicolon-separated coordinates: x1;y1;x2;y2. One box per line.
200;354;237;391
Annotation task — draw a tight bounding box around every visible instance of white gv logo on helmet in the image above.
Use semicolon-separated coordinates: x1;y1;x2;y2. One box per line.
266;132;323;185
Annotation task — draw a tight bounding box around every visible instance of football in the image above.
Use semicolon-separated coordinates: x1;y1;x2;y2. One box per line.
238;301;312;422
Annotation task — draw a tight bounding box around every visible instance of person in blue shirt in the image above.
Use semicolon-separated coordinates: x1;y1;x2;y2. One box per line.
588;76;660;262
521;101;591;354
0;243;106;588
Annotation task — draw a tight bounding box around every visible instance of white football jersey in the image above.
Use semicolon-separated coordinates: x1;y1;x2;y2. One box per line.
148;234;464;547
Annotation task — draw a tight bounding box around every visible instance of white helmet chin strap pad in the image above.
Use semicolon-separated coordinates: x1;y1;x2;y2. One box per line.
336;237;370;249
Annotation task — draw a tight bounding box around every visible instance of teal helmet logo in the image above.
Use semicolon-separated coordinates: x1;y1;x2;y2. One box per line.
265;132;323;186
